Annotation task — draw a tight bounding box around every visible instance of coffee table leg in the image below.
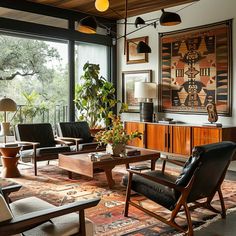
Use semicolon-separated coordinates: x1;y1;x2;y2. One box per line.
104;168;115;188
68;171;72;179
151;159;157;170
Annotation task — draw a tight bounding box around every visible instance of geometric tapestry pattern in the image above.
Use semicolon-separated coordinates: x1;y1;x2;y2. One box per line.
159;20;232;115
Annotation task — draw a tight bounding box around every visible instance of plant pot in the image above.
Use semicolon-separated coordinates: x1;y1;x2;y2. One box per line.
106;143;125;157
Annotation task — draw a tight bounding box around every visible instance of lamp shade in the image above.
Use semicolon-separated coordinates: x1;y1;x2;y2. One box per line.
95;0;109;12
160;9;181;26
77;16;97;34
136;41;151;53
0;96;17;112
134;82;157;99
135;17;145;28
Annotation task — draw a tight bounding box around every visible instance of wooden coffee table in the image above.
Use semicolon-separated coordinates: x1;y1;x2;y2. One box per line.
58;149;160;188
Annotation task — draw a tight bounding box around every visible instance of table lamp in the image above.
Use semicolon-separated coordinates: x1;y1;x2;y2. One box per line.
0;96;17;143
134;82;157;122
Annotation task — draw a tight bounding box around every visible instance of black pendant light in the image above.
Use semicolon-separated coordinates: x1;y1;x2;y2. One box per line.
135;17;145;28
77;16;97;34
160;9;181;26
137;41;151;53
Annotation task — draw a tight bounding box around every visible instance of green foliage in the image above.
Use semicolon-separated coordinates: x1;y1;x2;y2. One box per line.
0;36;60;81
18;91;48;123
95;114;142;147
74;62;126;128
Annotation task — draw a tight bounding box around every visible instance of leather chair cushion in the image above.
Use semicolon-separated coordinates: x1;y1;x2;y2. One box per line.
10;196;94;236
20;146;70;159
122;170;177;210
15;123;56;148
57;122;94;143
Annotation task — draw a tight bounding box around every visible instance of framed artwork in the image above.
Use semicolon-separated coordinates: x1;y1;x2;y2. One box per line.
122;70;152;112
159;20;232;116
126;36;149;64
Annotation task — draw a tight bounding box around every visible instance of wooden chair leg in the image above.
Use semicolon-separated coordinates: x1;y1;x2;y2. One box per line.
124;172;133;217
218;188;226;219
183;203;193;236
161;159;166;173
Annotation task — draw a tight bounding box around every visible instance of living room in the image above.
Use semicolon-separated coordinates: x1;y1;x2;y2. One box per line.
1;0;236;235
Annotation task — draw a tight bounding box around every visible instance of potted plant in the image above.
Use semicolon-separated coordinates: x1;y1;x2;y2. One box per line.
95;114;142;156
74;62;127;130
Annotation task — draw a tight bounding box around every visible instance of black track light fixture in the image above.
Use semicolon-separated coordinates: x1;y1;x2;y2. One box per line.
135;17;145;28
77;16;97;34
136;41;151;53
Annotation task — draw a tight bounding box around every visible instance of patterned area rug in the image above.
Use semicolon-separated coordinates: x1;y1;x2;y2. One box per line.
2;161;236;236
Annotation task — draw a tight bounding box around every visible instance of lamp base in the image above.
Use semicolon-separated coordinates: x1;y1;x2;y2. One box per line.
140;102;153;122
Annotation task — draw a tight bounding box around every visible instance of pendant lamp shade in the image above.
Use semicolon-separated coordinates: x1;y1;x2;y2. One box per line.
137;41;151;53
77;16;97;34
135;17;145;28
160;9;181;26
95;0;109;12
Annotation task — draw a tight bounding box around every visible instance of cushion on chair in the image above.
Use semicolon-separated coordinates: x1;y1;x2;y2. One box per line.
14;123;56;148
122;170;177;210
10;196;94;236
57;122;94;143
0;195;13;222
20;146;70;159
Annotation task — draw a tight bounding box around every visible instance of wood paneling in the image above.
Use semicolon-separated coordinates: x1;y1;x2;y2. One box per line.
192;127;221;147
26;0;199;20
170;126;191;156
146;124;168;152
125;122;145;148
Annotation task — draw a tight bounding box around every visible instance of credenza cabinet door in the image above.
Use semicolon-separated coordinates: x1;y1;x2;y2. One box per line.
170;126;191;156
192;127;221;147
146;124;169;152
125;122;145;148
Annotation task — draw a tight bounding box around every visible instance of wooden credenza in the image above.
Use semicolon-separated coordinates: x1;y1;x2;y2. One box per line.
125;121;236;160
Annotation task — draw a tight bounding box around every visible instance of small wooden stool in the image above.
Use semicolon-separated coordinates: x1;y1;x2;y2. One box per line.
0;146;21;178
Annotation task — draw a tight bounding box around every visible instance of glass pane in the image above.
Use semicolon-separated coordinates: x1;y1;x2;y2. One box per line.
0;35;69;128
75;42;108;81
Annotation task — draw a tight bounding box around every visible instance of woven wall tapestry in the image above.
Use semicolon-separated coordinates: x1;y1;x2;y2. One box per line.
159;20;232;115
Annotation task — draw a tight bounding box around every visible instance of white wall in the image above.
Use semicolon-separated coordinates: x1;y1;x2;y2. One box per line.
117;0;236;125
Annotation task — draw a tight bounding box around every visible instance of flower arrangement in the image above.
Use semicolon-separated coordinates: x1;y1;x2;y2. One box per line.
95;114;142;148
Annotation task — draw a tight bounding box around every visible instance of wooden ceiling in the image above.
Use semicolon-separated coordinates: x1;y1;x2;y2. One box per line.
26;0;199;20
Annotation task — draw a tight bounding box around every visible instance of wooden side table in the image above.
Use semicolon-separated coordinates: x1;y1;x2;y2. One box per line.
0;146;21;178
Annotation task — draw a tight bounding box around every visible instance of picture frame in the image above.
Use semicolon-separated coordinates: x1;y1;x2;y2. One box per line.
126;36;149;64
159;20;232;116
122;70;152;112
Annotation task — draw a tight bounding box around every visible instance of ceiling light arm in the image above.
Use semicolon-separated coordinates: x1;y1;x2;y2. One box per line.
124;0;128;55
117;19;158;40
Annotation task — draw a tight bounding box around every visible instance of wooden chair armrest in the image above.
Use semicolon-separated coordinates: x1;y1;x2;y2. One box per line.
127;169;184;192
54;138;74;145
15;141;40;148
57;137;83;142
0;197;100;236
1;184;22;204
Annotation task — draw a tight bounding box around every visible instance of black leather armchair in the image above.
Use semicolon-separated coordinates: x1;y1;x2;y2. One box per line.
14;123;71;176
56;121;100;151
123;141;236;236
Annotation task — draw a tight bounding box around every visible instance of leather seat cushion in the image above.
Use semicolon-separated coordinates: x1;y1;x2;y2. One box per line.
122;170;177;210
20;146;70;159
10;197;94;236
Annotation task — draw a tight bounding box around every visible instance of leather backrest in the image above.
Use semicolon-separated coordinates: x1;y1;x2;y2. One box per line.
57;122;93;143
14;123;56;148
175;141;236;202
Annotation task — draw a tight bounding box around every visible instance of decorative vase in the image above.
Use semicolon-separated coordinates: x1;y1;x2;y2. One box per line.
106;143;126;157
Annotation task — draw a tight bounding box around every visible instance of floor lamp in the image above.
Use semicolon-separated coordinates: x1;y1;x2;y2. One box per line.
0;96;17;143
134;82;157;122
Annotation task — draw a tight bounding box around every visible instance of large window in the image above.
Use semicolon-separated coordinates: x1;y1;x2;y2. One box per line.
0;35;69;126
75;42;109;81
